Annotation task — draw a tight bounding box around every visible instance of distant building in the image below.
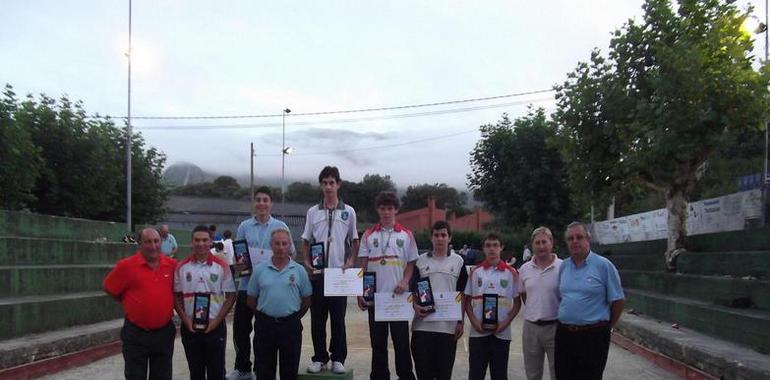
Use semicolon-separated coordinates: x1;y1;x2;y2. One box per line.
162;195;311;239
396;198;493;233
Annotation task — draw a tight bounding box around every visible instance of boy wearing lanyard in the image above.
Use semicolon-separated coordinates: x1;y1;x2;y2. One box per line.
302;166;359;374
228;186;295;380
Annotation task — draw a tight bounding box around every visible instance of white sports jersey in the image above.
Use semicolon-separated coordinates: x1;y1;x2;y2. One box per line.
358;223;418;293
412;252;468;335
174;253;236;320
465;260;519;340
301;200;358;268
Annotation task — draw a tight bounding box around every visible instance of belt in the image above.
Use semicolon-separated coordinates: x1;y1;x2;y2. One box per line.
255;310;299;323
528;319;558;326
558;321;610;332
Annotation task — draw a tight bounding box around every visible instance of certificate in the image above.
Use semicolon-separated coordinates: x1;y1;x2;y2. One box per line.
323;268;364;296
374;292;414;322
423;291;463;321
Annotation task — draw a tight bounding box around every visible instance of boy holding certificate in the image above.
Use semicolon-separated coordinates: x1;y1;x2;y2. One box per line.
410;221;468;380
174;225;237;380
464;233;522;380
358;191;418;380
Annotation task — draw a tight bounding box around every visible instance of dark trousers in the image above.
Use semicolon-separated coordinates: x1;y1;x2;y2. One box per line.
121;319;175;380
254;311;303;380
468;335;511;380
181;322;227;380
367;308;415;380
410;331;457;380
310;279;347;363
233;290;257;372
554;324;611;380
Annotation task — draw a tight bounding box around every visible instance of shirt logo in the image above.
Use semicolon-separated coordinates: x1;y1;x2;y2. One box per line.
500;279;509;288
373;238;379;248
289;274;296;283
396;239;404;248
210;273;219;282
186;272;192;282
341;211;349;221
477;277;483;287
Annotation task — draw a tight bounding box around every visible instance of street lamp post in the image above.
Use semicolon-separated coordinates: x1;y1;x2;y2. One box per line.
125;0;133;234
250;142;255;203
281;108;291;207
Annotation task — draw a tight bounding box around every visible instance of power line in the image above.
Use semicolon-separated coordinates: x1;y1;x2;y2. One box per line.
134;96;554;131
99;88;554;121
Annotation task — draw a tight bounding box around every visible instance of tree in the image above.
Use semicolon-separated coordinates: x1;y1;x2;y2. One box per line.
0;85;41;209
285;181;319;203
468;109;572;229
553;0;770;269
400;183;470;217
339;174;397;223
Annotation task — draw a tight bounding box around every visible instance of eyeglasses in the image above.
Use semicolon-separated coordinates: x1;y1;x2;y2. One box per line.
566;235;586;242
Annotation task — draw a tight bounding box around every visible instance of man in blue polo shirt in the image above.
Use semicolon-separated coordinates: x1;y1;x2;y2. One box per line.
555;221;624;380
247;229;311;380
228;186;295;380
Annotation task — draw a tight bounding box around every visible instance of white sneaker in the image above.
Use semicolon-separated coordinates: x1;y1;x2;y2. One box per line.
226;370;254;380
331;361;346;374
307;361;327;373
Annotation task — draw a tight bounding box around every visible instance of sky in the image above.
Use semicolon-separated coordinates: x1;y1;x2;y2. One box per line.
0;0;699;190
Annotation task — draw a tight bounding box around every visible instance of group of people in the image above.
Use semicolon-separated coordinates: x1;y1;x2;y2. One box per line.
104;165;625;380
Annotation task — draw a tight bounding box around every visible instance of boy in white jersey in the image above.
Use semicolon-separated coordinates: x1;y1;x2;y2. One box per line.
174;225;236;380
464;233;522;380
410;221;468;380
358;191;417;380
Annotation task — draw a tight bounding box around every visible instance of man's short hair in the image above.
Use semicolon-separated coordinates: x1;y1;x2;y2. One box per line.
139;228;157;242
565;221;592;240
209;224;217;232
270;228;290;239
193;225;210;237
375;191;400;209
223;230;232;239
254;186;272;200
431;220;452;236
531;226;554;243
318;166;341;183
482;232;503;245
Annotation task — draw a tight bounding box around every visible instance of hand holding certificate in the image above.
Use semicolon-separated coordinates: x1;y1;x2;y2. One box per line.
374;292;414;321
323;268;364;296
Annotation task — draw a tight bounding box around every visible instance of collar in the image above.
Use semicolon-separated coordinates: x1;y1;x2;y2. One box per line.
135;251;170;268
190;252;215;266
569;251;594;266
319;199;346;210
371;222;404;232
479;259;508;271
251;215;274;226
269;258;297;271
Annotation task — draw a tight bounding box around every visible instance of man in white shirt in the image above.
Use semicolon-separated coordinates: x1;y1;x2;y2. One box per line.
518;226;562;380
301;166;359;374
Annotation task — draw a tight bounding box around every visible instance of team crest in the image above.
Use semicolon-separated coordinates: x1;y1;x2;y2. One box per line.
500;279;509;288
210;273;219;282
341;211;349;221
186;272;192;282
289;274;296;283
396;239;404;248
373;238;379;248
477;277;483;287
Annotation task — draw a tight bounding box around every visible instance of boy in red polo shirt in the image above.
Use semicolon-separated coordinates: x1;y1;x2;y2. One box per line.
104;228;177;380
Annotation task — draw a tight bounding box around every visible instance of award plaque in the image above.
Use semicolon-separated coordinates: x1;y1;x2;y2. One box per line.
482;293;498;330
362;272;376;303
310;242;325;274
192;293;211;331
415;277;436;313
231;239;252;276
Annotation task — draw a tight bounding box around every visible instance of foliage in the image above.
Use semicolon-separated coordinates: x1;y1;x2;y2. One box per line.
339;174;397;223
552;0;770;261
285;181;319;203
400;183;470;217
0;85;41;209
468;109;573;230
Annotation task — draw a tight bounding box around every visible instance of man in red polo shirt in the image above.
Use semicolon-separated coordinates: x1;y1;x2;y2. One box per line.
104;228;177;380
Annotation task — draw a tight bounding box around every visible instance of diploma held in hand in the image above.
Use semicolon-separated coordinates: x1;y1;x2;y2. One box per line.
374;292;414;321
323;268;364;296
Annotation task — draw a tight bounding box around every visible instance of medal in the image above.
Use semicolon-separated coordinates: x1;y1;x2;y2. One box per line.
380;258;387;265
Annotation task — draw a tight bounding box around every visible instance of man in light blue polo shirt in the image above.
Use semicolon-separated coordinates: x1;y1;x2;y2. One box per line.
247;229;311;380
228;186;295;380
159;225;178;257
555;221;624;380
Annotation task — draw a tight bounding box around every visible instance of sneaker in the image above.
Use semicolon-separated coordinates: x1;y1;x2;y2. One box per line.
226;370;254;380
307;361;327;373
331;361;346;374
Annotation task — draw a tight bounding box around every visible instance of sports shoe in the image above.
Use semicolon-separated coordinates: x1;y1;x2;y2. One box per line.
307;361;327;373
331;361;346;374
226;370;255;380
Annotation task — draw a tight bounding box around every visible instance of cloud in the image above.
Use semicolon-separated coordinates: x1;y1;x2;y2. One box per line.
258;127;390;166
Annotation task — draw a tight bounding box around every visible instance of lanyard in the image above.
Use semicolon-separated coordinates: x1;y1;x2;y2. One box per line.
254;219;271;251
379;229;393;256
325;209;335;267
